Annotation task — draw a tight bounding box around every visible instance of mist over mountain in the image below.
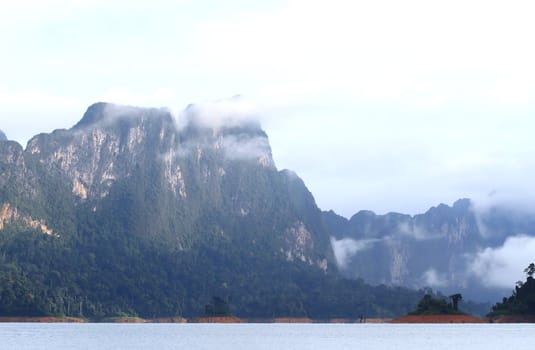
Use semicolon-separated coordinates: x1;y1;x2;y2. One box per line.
0;102;425;319
327;198;535;302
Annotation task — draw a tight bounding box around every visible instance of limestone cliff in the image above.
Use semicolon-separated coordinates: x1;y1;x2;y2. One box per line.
0;202;55;236
2;102;334;269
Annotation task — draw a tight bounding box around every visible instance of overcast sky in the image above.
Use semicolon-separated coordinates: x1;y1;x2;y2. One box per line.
1;0;534;217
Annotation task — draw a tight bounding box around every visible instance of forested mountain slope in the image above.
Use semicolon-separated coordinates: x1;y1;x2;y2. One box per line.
0;102;423;318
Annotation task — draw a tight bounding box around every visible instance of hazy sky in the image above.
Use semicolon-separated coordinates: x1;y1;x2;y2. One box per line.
1;0;535;217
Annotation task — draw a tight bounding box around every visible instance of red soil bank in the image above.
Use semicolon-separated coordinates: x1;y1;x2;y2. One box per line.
188;316;243;323
390;315;485;323
149;317;187;323
272;317;313;323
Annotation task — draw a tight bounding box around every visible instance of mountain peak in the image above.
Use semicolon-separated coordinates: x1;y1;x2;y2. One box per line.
351;210;377;220
0;129;6;141
73;102;110;128
73;102;173;130
453;198;471;210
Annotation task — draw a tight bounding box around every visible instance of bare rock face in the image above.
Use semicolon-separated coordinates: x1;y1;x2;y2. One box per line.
0;202;55;236
0;140;40;202
0;139;61;237
26;103;179;202
26;103;277;202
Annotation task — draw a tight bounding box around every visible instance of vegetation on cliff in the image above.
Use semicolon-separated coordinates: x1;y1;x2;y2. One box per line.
0;220;427;319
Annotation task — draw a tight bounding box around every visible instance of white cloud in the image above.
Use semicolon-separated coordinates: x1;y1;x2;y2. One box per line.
491;77;533;107
178;97;261;131
221;134;271;163
397;222;441;241
422;268;449;288
330;237;382;268
467;235;535;288
471;190;535;221
471;191;535;240
192;0;535;107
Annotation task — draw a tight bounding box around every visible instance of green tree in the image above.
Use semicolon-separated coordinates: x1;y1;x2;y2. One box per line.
524;263;535;279
449;294;462;311
411;293;463;315
489;262;535;317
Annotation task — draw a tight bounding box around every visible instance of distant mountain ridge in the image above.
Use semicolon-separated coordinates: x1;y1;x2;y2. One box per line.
325;198;535;301
0;130;6;141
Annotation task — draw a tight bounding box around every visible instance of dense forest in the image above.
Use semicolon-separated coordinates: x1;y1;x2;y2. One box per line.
0;221;425;319
488;263;535;317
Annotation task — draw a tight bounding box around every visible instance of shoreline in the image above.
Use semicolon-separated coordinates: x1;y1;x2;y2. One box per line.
0;317;87;323
390;315;485;324
1;315;533;324
0;316;392;324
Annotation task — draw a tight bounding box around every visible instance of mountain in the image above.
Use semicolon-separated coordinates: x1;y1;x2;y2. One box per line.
0;130;6;141
23;102;333;265
326;198;535;302
0;102;423;319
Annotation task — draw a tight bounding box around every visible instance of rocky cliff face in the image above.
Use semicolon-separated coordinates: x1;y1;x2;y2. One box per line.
1;102;333;269
0;203;55;236
0;139;50;232
26;103;181;202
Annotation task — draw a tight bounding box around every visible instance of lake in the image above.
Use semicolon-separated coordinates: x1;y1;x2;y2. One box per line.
0;323;533;349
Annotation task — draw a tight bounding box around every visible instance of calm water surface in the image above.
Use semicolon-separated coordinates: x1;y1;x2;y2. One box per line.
0;323;533;350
